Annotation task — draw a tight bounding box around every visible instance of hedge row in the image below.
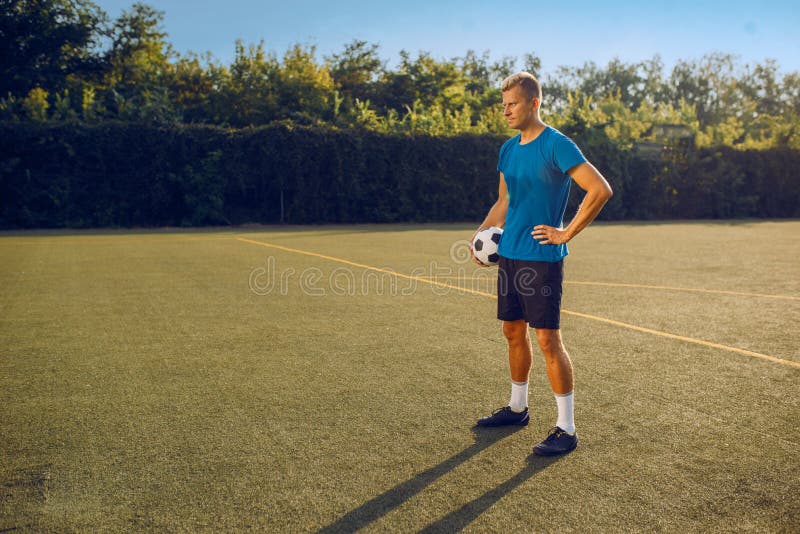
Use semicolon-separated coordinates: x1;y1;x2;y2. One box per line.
1;122;798;228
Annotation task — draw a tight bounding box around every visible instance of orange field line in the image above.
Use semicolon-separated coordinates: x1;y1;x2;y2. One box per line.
567;280;799;301
423;276;798;301
235;237;800;369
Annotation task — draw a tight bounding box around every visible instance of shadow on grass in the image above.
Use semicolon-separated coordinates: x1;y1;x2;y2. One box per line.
317;425;551;533
418;453;562;532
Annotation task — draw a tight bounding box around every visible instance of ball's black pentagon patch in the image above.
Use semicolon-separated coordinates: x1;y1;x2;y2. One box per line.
491;232;501;244
474;239;484;251
488;252;500;263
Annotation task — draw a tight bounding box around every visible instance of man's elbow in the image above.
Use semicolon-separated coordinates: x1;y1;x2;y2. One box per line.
593;181;613;201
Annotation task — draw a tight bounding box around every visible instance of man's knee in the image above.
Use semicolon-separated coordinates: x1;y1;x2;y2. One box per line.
535;328;563;356
503;320;529;343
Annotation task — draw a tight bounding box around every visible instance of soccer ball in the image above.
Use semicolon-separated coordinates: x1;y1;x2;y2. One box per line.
472;226;503;265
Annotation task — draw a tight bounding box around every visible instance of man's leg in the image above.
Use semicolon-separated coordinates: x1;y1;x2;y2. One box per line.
475;319;532;427
505;319;532;384
532;328;578;455
505;319;532;412
534;328;572;395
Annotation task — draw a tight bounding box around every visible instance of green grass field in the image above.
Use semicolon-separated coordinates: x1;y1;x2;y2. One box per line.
2;221;799;532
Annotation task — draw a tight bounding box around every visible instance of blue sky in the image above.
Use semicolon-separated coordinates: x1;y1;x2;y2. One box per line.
94;0;800;75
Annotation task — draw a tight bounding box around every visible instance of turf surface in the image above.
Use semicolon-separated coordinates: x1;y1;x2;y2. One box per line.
1;221;798;532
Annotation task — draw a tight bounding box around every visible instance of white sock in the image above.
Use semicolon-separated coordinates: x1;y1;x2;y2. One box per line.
509;381;528;412
555;391;575;435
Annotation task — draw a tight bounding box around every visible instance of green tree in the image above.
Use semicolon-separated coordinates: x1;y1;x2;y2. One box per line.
459;50;493;95
326;40;383;112
104;2;174;120
783;72;800;114
374;51;464;114
21;86;49;121
489;55;517;86
213;40;280;126
547;58;651;112
167;52;218;123
669;53;742;128
277;44;335;123
0;0;107;97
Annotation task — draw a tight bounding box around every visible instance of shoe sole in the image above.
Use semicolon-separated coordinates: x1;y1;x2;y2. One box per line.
532;440;577;456
476;415;530;427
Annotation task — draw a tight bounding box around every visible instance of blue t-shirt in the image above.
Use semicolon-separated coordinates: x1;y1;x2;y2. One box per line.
496;126;587;262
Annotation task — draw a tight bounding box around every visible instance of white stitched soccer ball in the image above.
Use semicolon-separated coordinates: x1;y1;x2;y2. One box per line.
472;226;503;265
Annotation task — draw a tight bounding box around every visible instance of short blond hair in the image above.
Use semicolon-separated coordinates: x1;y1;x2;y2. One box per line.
501;72;542;101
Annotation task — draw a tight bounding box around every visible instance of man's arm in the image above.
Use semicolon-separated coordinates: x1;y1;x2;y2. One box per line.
532;162;613;245
471;173;509;265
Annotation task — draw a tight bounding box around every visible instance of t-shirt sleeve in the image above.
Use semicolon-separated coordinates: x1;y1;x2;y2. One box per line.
553;134;587;174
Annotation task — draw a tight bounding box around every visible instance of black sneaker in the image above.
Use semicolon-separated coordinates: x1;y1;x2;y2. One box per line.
532;426;578;456
476;406;529;427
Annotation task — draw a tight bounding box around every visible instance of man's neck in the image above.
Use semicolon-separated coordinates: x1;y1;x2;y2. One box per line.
518;119;547;144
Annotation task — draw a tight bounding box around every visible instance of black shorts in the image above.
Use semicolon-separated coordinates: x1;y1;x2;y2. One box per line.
497;256;564;329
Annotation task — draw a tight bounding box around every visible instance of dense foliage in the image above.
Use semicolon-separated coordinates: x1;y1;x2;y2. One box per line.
2;122;797;228
2;1;798;228
2;1;799;149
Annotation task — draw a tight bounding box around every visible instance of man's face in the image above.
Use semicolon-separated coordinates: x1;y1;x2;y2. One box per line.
501;85;538;130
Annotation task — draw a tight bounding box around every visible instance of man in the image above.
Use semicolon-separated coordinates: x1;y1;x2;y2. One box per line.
472;72;613;456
